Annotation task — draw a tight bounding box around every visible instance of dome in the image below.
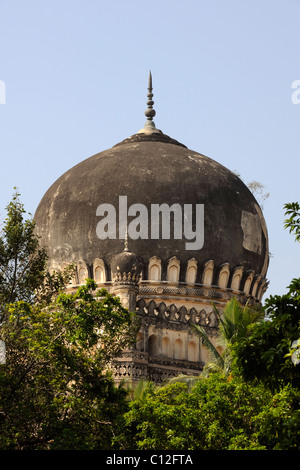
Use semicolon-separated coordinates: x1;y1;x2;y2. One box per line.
111;249;143;285
34;74;269;302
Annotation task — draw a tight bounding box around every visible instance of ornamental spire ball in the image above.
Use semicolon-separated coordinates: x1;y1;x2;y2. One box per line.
145;71;156;120
138;71;160;134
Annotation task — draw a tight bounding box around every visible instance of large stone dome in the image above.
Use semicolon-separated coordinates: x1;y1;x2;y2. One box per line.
34;75;269;304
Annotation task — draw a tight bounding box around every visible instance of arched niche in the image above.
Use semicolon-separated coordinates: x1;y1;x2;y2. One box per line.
186;258;197;284
148;256;161;281
217;263;230;288
161;336;171;357
202;260;214;286
77;260;89;285
188;341;197;362
148;334;158;356
252;275;262;298
167;256;180;282
243;270;255;294
231;266;244;291
174;338;184;360
93;258;106;283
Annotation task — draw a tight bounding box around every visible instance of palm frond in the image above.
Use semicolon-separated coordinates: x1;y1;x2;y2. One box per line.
201;361;224;378
132;379;156;401
166;374;201;392
191;323;224;368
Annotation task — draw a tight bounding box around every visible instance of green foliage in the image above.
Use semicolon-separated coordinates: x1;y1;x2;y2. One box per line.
130;379;157;401
232;278;300;390
0;189;76;320
284;202;300;242
191;297;264;377
0;280;137;449
0;189;47;308
119;374;300;450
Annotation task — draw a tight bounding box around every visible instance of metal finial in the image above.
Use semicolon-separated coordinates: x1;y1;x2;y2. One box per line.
143;71;157;131
145;71;156;122
138;71;160;134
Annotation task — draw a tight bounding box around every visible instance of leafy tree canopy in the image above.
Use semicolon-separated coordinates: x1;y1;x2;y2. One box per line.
191;297;264;378
119;374;300;450
0;191;138;449
232;277;300;390
0;189;76;320
284;202;300;242
0;189;47;307
232;202;300;390
0;280;137;449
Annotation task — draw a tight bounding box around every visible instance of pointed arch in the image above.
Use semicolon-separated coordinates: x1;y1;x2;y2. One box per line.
217;263;230;288
77;260;89;285
243;270;255;294
148;256;161;281
251;275;262;298
231;266;244;291
202;260;214;286
188;341;197;362
93;258;106;283
161;336;171;357
186;258;197;284
167;256;180;282
174;338;184;360
148;334;158;356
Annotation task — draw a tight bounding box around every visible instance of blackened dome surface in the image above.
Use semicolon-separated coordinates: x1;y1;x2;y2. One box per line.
111;250;143;277
34;131;269;282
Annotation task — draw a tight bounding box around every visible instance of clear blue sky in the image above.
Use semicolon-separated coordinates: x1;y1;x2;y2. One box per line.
0;0;299;300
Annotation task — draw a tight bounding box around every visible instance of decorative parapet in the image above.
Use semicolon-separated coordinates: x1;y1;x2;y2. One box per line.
136;297;219;335
112;271;140;285
138;280;262;306
57;255;269;304
111;350;204;384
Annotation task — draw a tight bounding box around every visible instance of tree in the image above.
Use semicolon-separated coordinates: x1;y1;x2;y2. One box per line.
232;174;269;210
232;278;300;390
283;203;300;365
247;181;270;210
0;189;47;309
0;189;75;321
119;373;300;450
232;203;300;390
191;297;264;377
0;279;137;449
284;202;300;242
0;191;140;449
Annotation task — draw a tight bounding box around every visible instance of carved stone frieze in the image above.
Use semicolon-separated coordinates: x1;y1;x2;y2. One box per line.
138;282;260;306
136;298;220;335
111;350;204;384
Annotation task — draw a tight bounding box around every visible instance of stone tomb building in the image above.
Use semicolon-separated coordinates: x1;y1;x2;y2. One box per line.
34;74;269;384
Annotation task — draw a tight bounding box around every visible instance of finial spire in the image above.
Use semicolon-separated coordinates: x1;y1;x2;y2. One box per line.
145;71;156;123
138;71;160;134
